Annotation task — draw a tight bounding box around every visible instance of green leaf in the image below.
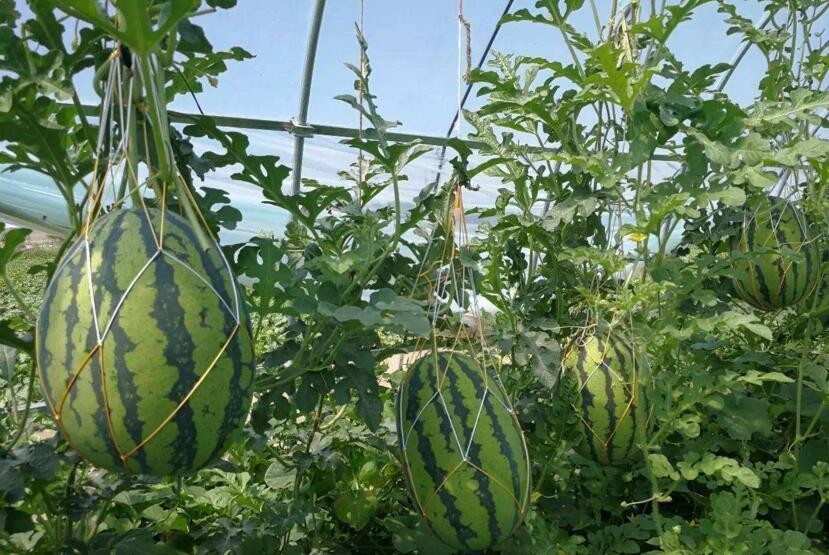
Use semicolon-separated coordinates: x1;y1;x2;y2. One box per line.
748;89;829;128
734;165;778;189
723;466;761;489
686;129;732;166
0;0;19;25
695;453;761;488
736;370;794;385
0;460;25;502
0;227;29;272
263;461;295;490
720;311;773;340
52;0;122;43
394;312;430;337
109;529;177;555
649;453;680;481
385;516;456;555
542;195;599;231
698;186;745;207
152;0;197;48
332;305;382;327
1;507;33;534
0;319;33;352
775;137;829;166
333;489;378;530
719;394;772;440
733;133;771;166
588;42;637;112
176;19;212;54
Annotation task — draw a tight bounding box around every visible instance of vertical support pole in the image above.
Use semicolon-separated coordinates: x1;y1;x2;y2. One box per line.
291;0;327;196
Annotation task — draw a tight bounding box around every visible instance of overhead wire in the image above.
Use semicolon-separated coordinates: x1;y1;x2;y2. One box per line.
432;0;516;190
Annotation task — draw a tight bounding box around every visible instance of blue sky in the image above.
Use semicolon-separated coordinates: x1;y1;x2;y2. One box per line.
182;0;768;134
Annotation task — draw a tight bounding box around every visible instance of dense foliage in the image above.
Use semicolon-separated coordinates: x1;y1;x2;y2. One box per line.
1;0;828;553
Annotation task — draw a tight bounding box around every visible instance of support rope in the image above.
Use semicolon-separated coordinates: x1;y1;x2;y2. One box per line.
432;0;515;189
357;0;366;195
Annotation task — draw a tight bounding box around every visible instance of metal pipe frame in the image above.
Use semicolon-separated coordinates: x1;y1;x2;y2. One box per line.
291;0;327;196
73;104;678;161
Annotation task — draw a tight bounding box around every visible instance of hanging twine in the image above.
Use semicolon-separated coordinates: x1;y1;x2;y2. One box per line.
356;0;366;190
459;12;472;84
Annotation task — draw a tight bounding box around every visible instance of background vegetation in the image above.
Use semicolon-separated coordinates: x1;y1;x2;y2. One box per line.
1;0;829;553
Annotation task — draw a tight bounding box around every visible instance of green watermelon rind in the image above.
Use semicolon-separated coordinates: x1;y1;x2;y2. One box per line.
36;208;255;477
560;328;651;465
729;197;820;311
395;350;531;551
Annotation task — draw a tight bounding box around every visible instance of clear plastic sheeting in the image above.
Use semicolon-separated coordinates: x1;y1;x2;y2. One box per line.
1;0;772;241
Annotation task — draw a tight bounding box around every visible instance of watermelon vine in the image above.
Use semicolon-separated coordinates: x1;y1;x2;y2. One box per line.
0;1;828;553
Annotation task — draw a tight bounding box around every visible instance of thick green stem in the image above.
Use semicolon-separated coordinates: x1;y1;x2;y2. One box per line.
138;54;172;184
137;53;210;248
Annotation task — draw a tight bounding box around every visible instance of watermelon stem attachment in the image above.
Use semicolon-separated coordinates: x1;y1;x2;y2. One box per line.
134;52;213;251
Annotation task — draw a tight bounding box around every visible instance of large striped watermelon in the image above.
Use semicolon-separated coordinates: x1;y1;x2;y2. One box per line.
561;329;649;465
396;351;531;551
729;196;819;310
36;208;255;476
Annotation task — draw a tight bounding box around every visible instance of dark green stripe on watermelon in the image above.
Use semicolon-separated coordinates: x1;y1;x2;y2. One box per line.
396;351;530;551
36;208;255;476
729;196;819;311
572;344;600;461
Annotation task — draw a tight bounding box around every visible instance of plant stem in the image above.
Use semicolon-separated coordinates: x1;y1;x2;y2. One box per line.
588;0;603;35
138;54;172;184
63;460;81;544
546;0;585;78
1;271;36;322
802;499;825;535
4;359;36;450
793;328;813;444
283;393;325;550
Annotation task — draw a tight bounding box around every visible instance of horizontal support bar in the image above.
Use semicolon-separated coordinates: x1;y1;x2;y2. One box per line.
75;103;489;148
74;104;679;161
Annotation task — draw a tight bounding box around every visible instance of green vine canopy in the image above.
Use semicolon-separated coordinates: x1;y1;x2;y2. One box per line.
1;0;828;553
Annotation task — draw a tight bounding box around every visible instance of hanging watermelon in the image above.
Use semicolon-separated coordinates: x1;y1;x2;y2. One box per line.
396;351;531;551
36;208;255;476
560;327;650;465
729;196;820;311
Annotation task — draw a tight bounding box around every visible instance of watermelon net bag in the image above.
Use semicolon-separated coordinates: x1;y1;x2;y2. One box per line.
35;45;254;476
556;197;654;466
394;177;531;551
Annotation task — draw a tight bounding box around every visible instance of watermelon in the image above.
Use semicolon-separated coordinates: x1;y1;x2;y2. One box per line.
396;351;530;551
804;249;829;316
36;208;255;476
561;328;649;465
729;196;819;310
